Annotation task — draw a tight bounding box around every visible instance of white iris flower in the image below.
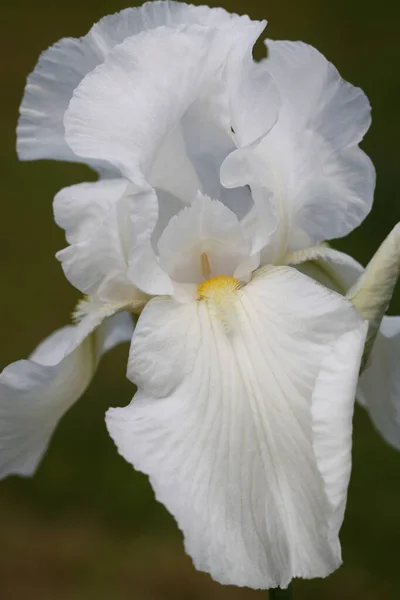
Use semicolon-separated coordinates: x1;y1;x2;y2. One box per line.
1;0;399;590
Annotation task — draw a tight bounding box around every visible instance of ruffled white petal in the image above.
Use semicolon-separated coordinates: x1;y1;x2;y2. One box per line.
53;178;129;245
56;180;134;299
64;25;238;182
281;143;375;251
107;267;366;588
17;0;256;165
55;180;158;302
54;179;174;299
222;41;375;260
176;16;267;202
358;316;400;450
64;18;269;206
264;40;375;248
0;312;132;479
17;36;109;166
265;40;371;148
157;193;253;284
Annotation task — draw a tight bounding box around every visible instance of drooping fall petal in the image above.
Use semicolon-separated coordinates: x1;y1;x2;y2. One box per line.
0;312;133;478
107;267;366;588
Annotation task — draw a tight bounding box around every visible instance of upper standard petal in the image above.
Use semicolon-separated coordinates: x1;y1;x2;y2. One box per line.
264;40;375;250
106;266;366;588
17;1;259;167
63;24;258;185
265;40;372;148
222;40;375;262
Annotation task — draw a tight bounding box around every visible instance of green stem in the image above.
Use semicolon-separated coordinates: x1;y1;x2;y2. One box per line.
269;582;293;600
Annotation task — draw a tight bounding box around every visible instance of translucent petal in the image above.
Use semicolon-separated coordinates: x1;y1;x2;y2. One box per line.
107;267;366;588
0;312;132;478
17;0;256;165
64;26;239;182
17;36;111;168
265;40;371;148
222;41;375;260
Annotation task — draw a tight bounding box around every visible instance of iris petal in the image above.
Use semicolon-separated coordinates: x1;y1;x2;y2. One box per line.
0;312;133;479
107;267;366;588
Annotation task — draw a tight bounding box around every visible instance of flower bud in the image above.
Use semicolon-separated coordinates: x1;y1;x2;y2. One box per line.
347;223;400;368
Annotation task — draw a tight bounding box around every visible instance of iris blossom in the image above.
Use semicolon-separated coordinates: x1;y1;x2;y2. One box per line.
1;1;399;589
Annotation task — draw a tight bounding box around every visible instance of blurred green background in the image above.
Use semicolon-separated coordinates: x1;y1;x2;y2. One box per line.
1;0;400;598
